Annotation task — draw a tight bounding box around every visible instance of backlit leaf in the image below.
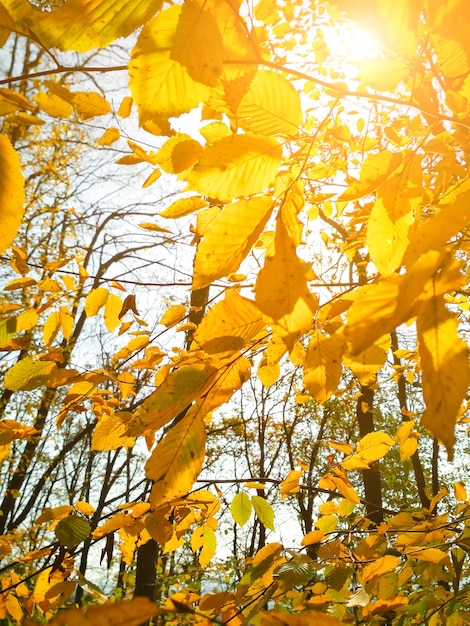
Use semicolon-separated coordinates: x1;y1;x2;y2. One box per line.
0;134;24;254
48;598;159;626
418;295;470;459
192;196;274;289
193;291;265;357
303;332;344;403
255;219;318;347
104;294;123;332
85;287;109;317
130;363;216;434
147;409;206;507
159;304;187;328
186;134;282;202
252;495;275;531
170;0;224;87
91;416;135;451
55;515;91;549
129;5;210;123
230;492;252;526
4;357;58;391
233;70;302;135
3;0;164;52
191;525;217;566
72;92;111;119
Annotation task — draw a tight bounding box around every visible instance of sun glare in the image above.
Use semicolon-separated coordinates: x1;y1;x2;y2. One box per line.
327;22;383;63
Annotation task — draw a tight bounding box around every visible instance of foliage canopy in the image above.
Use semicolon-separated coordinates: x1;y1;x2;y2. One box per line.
2;0;470;624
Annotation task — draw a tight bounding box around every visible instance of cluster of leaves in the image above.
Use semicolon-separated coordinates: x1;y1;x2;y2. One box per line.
2;0;470;624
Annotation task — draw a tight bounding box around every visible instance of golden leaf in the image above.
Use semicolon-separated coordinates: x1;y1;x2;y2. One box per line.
361;555;400;585
97;127;120;146
155;134;203;174
186;134;282;202
0;134;25;254
418;295;470;459
147;409;206;507
233;69;302;135
129;5;210;123
130;364;217;434
48;597;158;626
192;196;274;289
35;91;73;118
3;0;163;52
158;195;207;219
104;294;123;332
303;332;344;403
159;304;187;328
72;92;111;119
255;220;318;347
91;415;135;451
193;292;265;358
4;357;58;391
170;0;224;87
85;287;109;317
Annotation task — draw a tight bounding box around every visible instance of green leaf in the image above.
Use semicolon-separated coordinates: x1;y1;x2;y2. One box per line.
273;561;316;586
55;515;91;549
230;492;253;526
252;495;275;531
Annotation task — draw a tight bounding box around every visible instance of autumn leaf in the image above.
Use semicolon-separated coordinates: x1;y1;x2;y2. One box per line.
0;134;25;254
255;219;318;347
192;195;274;289
361;555;400;584
186;134;282;201
4;357;58;391
230;492;253;526
3;0;164;52
147;408;206;507
48;597;159;626
418;294;470;459
303;331;345;403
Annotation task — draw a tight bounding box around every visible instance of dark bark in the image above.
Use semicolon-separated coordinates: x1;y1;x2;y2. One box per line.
356;386;383;525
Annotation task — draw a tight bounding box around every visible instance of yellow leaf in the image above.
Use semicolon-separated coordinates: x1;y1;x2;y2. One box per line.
340;151;403;201
303;332;344;403
15;308;38;331
75;501;95;516
0;134;24;254
72;91;111;119
48;597;159;626
4;276;36;290
361;555;400;585
6;112;44;125
399;437;418;461
230;492;253;526
359;57;410;91
130;364;217;434
344;337;389;385
118;96;133;118
158;195;207;219
4;357;58;391
252;495;275;531
35;91;73;118
3;0;164;52
91;415;135;451
159;304;187;328
408;547;450;566
193;291;265;357
129;5;210;123
367;163;423;276
192;196;274;289
117;371;135;399
258;360;280;388
43;311;61;345
36;505;73;523
345;250;444;354
255;219;318;347
301;530;324;546
418;295;470;459
85;287;109;317
331;475;360;504
5;595;23;623
261;610;343;625
454;481;467;502
170;0;224;87
233;69;302;135
142;169;162;188
97;127;120;146
342;432;395;471
60;306;74;340
280;470;302;500
104;294;123;332
191;525;217;566
186;134;282;202
147;409;206;507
